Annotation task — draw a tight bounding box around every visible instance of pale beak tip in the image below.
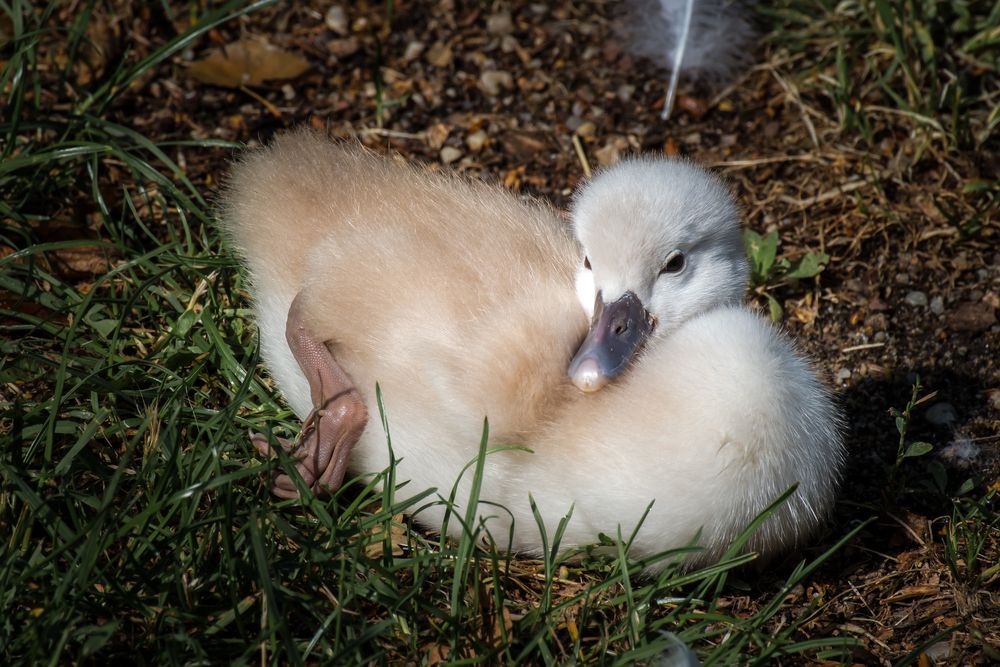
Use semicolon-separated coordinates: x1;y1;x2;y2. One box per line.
570;357;608;393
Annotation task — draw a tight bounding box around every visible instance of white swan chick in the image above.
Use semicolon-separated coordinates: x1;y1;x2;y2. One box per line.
221;129;844;568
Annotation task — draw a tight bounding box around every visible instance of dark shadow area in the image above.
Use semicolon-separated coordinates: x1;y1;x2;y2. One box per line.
739;364;998;663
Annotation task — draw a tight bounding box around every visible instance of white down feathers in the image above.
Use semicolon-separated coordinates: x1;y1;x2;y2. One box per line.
221;130;844;570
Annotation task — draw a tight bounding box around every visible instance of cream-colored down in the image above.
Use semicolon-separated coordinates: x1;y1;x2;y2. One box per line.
220;129;844;568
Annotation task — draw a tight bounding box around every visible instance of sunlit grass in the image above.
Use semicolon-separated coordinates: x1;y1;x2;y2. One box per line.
763;0;999;152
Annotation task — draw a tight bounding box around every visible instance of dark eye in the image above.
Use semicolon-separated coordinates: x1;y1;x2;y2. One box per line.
660;252;685;275
583;256;591;270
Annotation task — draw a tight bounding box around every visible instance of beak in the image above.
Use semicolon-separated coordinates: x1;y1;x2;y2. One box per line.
568;291;656;392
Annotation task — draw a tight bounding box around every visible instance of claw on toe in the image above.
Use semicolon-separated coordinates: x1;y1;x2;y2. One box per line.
250;430;301;458
253;294;369;499
250;430;271;457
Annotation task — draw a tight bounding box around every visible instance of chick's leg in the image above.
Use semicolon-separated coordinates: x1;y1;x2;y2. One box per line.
252;294;368;498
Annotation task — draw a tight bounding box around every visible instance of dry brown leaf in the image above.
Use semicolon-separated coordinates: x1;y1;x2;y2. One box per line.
426;643;450;666
188;39;310;88
363;513;408;558
52;245;115;277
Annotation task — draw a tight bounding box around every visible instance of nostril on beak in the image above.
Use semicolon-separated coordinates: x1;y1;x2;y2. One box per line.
613;319;628;337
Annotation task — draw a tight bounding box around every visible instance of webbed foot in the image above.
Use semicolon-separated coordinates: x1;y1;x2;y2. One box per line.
255;294;368;499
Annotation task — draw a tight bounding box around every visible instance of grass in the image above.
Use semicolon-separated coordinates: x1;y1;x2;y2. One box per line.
758;0;1000;253
2;0;998;664
763;0;1000;151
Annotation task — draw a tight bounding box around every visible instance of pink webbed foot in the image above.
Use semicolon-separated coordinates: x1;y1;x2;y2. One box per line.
256;293;369;499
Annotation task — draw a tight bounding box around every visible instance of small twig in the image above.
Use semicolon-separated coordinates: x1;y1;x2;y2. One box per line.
846;580;879;619
918;227;959;241
240;85;282;119
841;342;886;353
855;545;900;563
572;133;591;179
712;154;824;169
185;270;218;311
768;67;819;149
867;105;945;133
884;511;925;546
964;434;1000;443
358;127;427;140
779;179;869;208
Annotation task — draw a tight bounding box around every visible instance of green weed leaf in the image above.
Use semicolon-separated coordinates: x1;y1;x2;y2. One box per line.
962;179;994;193
765;293;783;321
903;441;934;458
786;252;830;279
743;229;778;284
88;317;120;339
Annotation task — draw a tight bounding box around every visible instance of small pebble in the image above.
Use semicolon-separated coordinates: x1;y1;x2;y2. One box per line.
402;41;425;61
929;295;944;315
425;122;449;150
925;402;957;427
866;313;887;330
949;301;997;332
500;34;519;53
594;144;618;165
465;130;487;152
835;368;852;384
924;641;952;662
426;42;453;67
486;11;514;35
594;141;621;166
904;290;928;307
575;121;596;137
325;5;348;35
440;146;462;164
327;37;360;57
845;279;865;292
616;84;635;102
479;70;513;96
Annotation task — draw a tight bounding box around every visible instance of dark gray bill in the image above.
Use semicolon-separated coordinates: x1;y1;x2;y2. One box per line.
568;290;655;392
